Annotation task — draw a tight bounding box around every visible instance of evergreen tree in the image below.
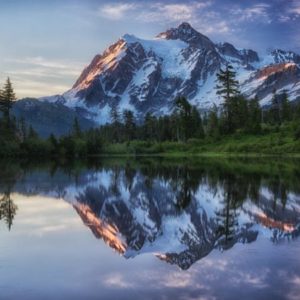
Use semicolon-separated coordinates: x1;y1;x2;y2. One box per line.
270;90;281;125
207;105;220;139
110;104;120;124
158;116;172;141
28;125;38;139
72;117;82;138
48;133;58;154
110;105;121;142
216;64;240;133
0;78;16;127
123;109;136;141
86;129;103;154
294;102;300;121
174;96;192;141
280;92;291;122
238;95;249;129
19;117;27;141
190;106;205;139
216;65;239;101
293;107;300;141
247;97;262;134
143;112;157;141
0;88;4;113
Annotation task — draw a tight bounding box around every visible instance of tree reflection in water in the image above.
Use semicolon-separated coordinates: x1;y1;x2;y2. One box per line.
0;189;17;230
0;157;299;266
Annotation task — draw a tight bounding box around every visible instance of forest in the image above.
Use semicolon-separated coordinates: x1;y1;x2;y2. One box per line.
1;65;300;158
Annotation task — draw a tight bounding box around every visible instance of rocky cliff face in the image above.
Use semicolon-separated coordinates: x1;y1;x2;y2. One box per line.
39;22;300;123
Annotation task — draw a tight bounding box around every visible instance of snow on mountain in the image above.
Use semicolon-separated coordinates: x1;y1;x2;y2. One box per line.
39;22;300;124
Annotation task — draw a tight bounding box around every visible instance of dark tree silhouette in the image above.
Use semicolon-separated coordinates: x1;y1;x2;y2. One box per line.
0;190;18;231
0;77;16;128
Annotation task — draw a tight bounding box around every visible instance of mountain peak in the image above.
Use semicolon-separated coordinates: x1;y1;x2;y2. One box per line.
177;22;196;32
269;49;300;65
157;22;214;50
121;34;139;44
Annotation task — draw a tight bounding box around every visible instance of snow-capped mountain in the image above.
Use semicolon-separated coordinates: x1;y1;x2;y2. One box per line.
41;22;300;123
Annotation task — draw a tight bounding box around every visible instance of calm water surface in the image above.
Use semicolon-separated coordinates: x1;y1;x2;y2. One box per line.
0;157;300;300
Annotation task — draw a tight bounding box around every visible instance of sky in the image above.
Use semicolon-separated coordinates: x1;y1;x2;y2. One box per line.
0;0;299;98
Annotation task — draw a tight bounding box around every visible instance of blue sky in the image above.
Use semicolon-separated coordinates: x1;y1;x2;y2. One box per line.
0;0;299;98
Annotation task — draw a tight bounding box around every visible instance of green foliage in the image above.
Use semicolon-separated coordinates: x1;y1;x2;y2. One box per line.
207;105;220;139
247;97;261;134
216;64;240;134
281;92;291;122
72;117;82;138
174;96;192;141
1;76;300;159
295;122;300;140
123;109;136;141
216;64;239;101
0;77;16;124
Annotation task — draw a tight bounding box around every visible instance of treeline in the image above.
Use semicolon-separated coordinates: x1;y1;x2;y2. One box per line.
1;64;300;158
96;65;300;144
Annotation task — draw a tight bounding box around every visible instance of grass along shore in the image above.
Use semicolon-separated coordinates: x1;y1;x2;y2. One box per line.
102;131;300;156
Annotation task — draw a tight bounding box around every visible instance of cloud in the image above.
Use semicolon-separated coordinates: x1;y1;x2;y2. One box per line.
198;19;230;34
103;273;134;288
278;15;291;23
230;3;271;24
141;2;213;23
98;3;137;20
289;2;300;15
10;79;70;98
6;56;84;73
1;56;85;98
98;1;213;24
137;3;195;22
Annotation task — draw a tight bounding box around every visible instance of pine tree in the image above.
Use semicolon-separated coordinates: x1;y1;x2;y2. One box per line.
110;104;120;124
28;125;38;139
72;117;82;138
110;105;121;142
216;65;239;101
207;105;220;139
0;88;4;113
143;112;156;141
86;129;103;154
48;133;58;154
236;95;248;130
216;64;240;133
123;109;136;141
270;90;281;125
0;78;16;127
190;106;205;139
19;117;27;141
247;97;262;134
280;92;291;123
174;96;192;141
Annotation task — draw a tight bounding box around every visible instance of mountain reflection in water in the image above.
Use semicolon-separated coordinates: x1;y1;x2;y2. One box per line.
0;157;300;270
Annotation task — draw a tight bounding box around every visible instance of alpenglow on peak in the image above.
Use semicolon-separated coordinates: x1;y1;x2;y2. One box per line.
39;23;300;125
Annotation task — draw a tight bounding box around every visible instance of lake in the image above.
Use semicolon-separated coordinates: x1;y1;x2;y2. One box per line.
0;157;300;300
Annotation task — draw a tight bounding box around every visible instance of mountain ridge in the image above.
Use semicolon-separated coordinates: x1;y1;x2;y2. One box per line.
16;22;300;128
